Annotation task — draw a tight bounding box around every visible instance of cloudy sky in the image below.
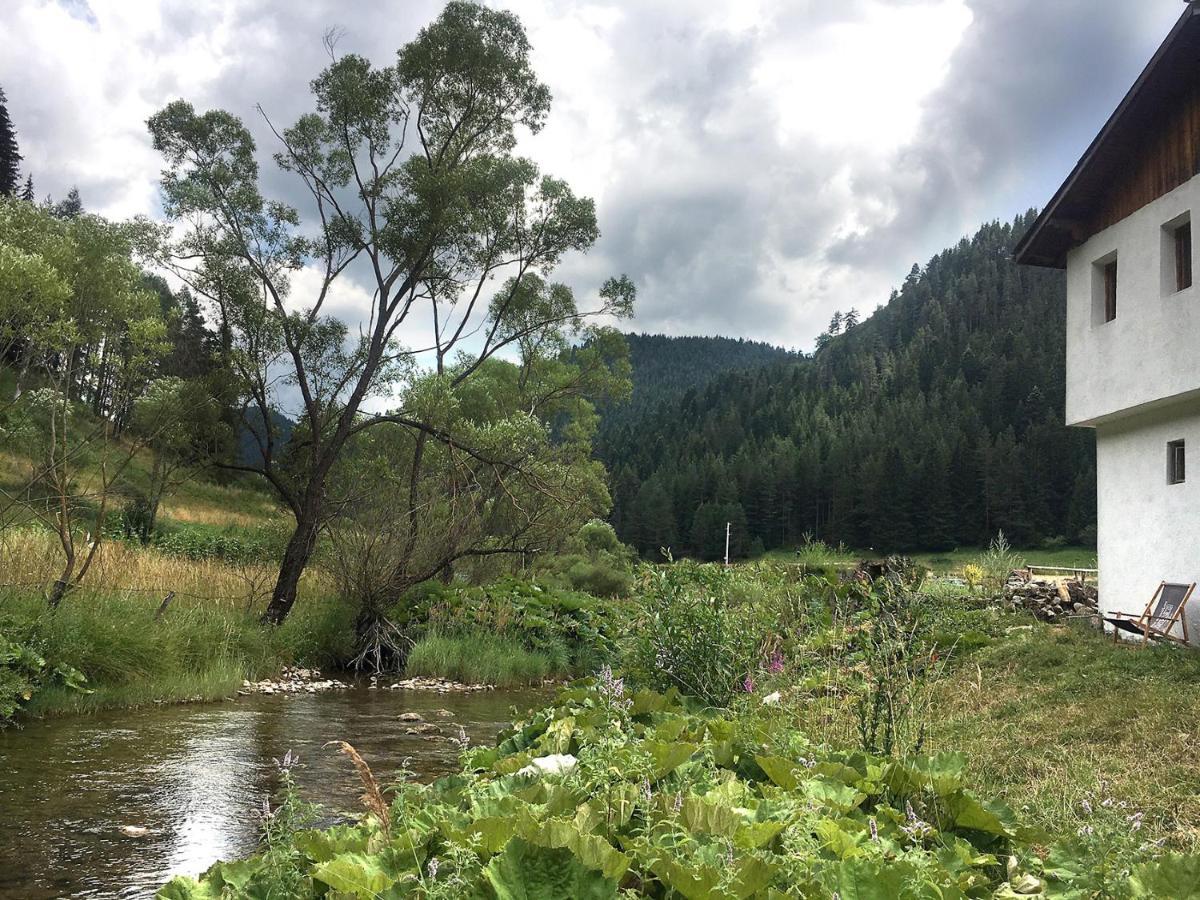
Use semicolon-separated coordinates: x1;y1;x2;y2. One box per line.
1;0;1189;351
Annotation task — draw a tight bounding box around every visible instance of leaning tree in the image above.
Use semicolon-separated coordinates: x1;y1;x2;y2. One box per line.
147;2;633;624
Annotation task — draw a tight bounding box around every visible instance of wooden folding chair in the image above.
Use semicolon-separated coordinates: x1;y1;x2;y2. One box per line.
1104;581;1195;646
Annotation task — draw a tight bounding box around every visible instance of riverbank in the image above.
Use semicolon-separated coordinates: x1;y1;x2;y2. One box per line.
0;684;551;899
155;561;1200;897
0;538;613;722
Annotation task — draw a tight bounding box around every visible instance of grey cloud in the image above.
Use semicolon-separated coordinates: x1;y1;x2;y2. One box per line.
6;0;1191;351
826;0;1187;271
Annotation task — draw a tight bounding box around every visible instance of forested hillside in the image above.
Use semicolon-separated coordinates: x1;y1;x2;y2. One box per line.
602;213;1096;558
596;334;797;434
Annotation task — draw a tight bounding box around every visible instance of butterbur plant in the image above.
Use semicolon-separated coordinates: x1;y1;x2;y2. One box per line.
160;681;1200;898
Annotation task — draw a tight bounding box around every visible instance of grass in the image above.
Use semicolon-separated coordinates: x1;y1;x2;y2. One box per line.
761;542;1097;574
0;528;357;719
404;631;559;687
783;597;1200;854
913;544;1097;574
933;623;1200;852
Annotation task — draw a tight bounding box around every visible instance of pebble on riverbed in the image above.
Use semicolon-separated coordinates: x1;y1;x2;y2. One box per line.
238;666;351;696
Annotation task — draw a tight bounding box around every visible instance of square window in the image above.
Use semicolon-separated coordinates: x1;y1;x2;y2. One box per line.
1169;439;1186;485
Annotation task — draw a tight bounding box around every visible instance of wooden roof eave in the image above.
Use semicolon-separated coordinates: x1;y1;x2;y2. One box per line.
1014;2;1200;269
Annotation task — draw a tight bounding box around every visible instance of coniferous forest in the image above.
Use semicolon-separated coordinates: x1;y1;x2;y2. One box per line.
600;213;1097;559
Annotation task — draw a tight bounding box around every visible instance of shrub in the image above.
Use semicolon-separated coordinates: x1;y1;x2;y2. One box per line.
395;578;618;679
625;561;765;707
404;631;554;686
0;632;88;724
539;519;637;598
119;493;154;545
975;530;1023;595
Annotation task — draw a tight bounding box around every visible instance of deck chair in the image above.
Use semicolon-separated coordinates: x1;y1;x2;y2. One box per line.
1104;581;1195;646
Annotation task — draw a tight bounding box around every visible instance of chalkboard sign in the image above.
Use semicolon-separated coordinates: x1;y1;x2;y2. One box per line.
1150;583;1191;631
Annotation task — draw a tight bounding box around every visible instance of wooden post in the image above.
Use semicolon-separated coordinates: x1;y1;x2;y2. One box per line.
724;522;731;567
154;591;176;621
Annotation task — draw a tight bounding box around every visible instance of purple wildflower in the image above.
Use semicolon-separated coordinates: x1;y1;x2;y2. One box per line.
768;651;784;674
742;675;755;693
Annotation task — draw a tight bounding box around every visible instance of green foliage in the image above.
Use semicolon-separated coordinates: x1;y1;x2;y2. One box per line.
151;522;284;564
851;585;944;757
0;587;354;718
400;578;618;680
405;632;556;686
120;493;154;544
0;631;88;723
625;561;767;707
975;530;1023;595
160;679;1195;898
539;519;637;598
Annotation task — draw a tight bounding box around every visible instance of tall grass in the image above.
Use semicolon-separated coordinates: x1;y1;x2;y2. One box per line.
404;631;557;686
0;527;357;718
0;527;324;607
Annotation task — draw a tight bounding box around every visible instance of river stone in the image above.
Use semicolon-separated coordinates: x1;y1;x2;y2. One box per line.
398;712;423;722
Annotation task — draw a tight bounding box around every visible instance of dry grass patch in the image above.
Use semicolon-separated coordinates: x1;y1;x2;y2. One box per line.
0;528;328;609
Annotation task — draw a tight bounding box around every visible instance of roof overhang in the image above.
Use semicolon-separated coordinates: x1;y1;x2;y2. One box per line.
1015;2;1200;269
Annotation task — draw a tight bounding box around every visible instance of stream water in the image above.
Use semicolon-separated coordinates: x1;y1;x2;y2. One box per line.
0;686;548;899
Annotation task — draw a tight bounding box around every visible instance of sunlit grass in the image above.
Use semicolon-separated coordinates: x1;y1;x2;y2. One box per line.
404;631;559;687
0;528;326;606
786;610;1200;853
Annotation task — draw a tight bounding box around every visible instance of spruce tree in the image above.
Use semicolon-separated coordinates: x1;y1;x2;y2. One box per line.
53;186;83;219
0;86;21;196
19;173;33;202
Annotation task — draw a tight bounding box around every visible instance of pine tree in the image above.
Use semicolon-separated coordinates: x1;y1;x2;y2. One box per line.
53;186;83;219
19;173;33;202
0;86;21;196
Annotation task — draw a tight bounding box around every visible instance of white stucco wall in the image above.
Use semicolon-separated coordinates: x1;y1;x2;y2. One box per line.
1065;172;1200;426
1095;398;1200;642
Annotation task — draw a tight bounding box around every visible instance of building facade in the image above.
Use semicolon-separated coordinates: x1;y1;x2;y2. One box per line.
1017;4;1200;640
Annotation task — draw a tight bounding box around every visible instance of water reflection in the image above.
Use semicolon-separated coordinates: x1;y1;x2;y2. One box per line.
0;687;546;899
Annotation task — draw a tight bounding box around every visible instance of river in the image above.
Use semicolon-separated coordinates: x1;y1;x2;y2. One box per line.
0;686;548;899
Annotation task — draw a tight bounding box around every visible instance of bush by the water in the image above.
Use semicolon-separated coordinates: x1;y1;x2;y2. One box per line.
400;578;620;681
160;680;1200;898
404;632;556;686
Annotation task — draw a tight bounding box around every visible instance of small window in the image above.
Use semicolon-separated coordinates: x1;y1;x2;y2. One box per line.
1103;259;1118;322
1176;221;1193;291
1169;439;1186;485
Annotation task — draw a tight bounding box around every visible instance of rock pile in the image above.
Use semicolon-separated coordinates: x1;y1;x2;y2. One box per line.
382;676;495;693
1001;569;1100;624
239;667;351;695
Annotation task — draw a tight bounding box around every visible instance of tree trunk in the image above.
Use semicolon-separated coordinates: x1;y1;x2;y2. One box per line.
261;511;321;625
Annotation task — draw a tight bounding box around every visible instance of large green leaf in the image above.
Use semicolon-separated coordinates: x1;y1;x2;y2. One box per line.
825;858;953;900
1129;854;1200;898
645;740;698;778
516;816;630;881
482;837;618;899
313;852;402;897
294;825;370;863
801;775;865;813
943;791;1018;838
755;755;802;791
155;877;221;900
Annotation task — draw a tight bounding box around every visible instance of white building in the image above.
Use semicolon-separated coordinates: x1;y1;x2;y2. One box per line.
1016;4;1200;641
